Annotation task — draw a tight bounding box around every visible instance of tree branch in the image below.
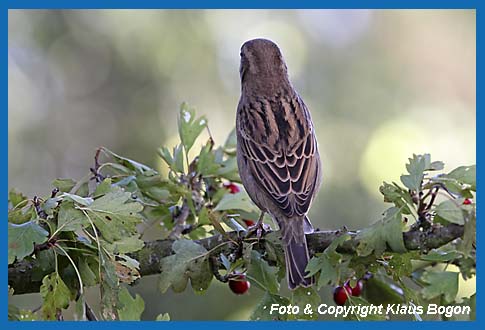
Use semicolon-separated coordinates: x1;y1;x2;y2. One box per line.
8;223;464;295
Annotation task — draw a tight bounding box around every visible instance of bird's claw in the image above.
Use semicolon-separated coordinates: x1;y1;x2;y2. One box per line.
246;222;270;240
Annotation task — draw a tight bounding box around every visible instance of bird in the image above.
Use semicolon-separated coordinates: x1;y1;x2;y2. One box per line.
236;38;322;289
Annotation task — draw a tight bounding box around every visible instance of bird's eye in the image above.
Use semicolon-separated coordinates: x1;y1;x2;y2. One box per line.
240;52;243;58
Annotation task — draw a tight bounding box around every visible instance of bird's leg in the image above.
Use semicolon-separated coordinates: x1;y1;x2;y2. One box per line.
246;211;270;240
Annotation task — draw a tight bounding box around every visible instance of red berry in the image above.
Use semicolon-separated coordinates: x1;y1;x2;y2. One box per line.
463;198;472;205
333;286;349;306
343;280;353;295
229;274;250;295
224;182;240;194
351;280;364;296
243;219;255;226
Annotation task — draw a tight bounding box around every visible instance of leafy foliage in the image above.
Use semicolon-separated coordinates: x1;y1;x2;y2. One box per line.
8;105;475;321
158;240;212;293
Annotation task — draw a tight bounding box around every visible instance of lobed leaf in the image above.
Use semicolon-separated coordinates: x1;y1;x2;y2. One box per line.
356;207;406;256
8;221;49;264
158;239;212;294
421;270;458;304
117;287;145;321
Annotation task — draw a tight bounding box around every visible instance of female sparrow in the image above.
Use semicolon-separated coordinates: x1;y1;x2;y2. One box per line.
236;38;322;289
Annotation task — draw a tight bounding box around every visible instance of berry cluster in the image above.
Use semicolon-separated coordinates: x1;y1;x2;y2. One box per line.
333;279;365;306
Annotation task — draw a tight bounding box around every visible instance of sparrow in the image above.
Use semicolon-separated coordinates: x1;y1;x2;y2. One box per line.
236;38;322;289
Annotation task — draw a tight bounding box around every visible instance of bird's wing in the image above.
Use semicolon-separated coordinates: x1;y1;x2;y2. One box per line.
237;96;320;217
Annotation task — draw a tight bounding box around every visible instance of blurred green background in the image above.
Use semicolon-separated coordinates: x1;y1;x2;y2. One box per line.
8;10;475;320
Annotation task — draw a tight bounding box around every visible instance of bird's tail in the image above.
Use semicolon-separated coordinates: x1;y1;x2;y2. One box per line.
280;216;314;290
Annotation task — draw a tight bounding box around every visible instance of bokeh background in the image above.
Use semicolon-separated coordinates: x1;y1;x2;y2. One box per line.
9;9;475;320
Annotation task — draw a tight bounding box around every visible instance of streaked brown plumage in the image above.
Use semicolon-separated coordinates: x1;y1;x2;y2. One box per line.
236;38;322;289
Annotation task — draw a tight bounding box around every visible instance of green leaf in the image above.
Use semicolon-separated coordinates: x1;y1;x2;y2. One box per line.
9;189;28;208
102;147;157;176
363;274;404;305
386;251;418;279
158;146;174;167
216;156;240;181
250;292;291;321
94;178;113;197
8;303;39;321
379;182;413;214
223;127;237;151
172;144;185;173
421;270;458;304
35;249;56;273
306;253;338;288
178;102;207;153
42;197;60;216
155;313;171;321
197;142;221;176
290;287;321;320
305;234;350;288
214;190;258;213
356;207;406;256
421;249;460;262
79;258;98;287
52;178;77;193
85;188;143;243
99;250;120;320
40;273;71;320
247;250;280;294
400;154;427;192
8;221;49;264
8;206;35;224
117;287;145;321
105;235;145;254
446;165;476;190
435;199;465;225
57;201;88;232
74;294;87;321
62;192;93;206
158;239;212;293
459;212;475;257
428;161;445;171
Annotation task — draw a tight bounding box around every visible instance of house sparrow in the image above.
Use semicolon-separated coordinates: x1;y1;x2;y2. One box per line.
236;38;322;289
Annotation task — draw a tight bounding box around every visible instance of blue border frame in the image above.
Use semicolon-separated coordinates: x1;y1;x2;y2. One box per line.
4;1;480;329
2;0;481;9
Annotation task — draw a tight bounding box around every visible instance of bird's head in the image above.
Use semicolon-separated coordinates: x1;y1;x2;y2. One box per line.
239;38;290;91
